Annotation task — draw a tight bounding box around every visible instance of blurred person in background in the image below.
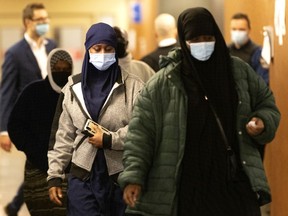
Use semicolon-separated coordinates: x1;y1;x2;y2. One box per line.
140;13;178;72
0;3;56;216
228;13;269;86
113;26;155;82
7;48;72;216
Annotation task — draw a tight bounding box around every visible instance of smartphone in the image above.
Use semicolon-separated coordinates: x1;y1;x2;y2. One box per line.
82;119;110;137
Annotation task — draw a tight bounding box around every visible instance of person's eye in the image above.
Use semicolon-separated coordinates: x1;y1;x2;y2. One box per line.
31;17;49;22
105;47;114;52
94;47;101;52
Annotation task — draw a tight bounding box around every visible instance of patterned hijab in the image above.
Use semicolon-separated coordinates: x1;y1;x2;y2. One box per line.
47;48;73;93
81;22;119;121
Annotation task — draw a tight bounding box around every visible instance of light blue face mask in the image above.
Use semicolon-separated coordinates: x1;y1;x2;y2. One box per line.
188;41;215;61
35;23;49;36
230;30;248;47
89;53;116;71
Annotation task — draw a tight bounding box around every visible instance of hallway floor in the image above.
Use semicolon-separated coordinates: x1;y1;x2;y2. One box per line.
0;146;29;216
0;145;270;216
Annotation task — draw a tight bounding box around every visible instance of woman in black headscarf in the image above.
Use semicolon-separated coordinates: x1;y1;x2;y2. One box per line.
119;7;280;216
176;7;258;215
47;23;145;216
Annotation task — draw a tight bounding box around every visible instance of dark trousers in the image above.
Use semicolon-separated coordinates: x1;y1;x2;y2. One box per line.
67;150;126;216
6;182;24;214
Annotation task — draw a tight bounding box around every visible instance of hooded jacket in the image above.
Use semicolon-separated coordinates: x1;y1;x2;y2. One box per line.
8;48;73;171
47;68;144;186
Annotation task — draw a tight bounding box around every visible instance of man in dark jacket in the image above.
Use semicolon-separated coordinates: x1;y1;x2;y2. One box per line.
140;13;178;72
228;13;269;86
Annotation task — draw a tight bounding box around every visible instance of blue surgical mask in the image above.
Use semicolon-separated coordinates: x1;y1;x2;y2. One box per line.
35;23;49;36
231;30;248;47
188;41;215;61
89;53;116;71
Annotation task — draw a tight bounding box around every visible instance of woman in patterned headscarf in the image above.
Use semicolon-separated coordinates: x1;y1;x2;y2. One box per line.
8;48;73;215
47;22;145;216
118;7;280;216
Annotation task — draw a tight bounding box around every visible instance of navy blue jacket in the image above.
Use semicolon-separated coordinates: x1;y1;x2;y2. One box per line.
0;38;56;131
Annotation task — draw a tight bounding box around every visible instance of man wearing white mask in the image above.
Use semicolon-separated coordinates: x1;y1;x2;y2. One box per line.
228;13;269;86
0;3;56;215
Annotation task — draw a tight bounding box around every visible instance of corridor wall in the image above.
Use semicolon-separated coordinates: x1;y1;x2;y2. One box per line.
224;1;288;215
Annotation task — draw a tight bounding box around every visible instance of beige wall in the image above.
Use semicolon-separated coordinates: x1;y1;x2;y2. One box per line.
127;0;158;59
0;0;226;67
158;0;224;32
0;0;158;75
0;0;130;49
0;0;130;29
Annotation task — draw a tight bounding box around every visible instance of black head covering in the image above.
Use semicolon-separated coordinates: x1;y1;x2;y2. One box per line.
81;22;119;121
113;26;129;58
177;7;238;145
177;7;231;76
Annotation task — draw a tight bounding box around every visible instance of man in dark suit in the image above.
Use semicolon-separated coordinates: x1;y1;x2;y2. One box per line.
140;13;178;72
0;3;56;215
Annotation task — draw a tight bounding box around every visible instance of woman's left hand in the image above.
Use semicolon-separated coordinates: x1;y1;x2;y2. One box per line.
88;125;104;148
246;117;264;136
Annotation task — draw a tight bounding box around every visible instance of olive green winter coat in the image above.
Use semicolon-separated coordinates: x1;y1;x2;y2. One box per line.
118;48;280;216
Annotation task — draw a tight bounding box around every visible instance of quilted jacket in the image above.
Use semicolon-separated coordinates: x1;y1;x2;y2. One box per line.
118;48;280;216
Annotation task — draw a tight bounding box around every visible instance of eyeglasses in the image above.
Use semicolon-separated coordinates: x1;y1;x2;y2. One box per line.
30;17;50;22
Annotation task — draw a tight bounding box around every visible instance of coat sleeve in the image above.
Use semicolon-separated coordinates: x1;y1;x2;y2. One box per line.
247;65;280;144
118;85;156;189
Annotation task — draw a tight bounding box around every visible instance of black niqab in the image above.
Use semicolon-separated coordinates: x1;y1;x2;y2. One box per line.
177;7;237;144
176;8;259;216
